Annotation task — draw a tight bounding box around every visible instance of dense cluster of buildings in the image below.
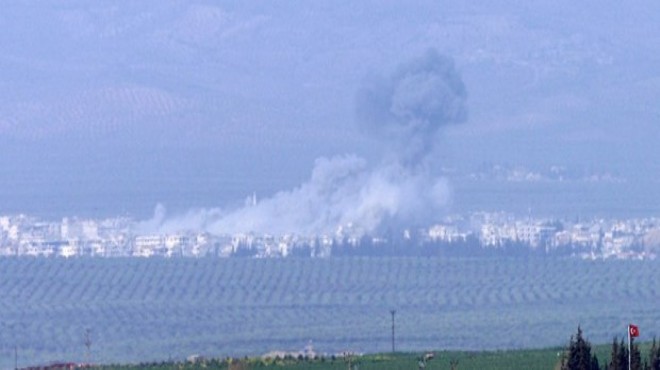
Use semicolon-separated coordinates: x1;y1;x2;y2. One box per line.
465;212;660;259
1;213;659;259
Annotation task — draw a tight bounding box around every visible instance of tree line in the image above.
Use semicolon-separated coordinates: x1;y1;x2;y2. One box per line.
561;327;660;370
231;233;587;258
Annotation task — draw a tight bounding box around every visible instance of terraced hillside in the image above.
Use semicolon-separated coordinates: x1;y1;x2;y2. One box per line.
0;258;659;368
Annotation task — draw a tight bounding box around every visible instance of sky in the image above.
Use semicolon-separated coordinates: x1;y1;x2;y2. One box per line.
1;1;660;224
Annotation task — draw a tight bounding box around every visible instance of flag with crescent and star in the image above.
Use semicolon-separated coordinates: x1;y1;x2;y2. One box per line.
629;324;639;338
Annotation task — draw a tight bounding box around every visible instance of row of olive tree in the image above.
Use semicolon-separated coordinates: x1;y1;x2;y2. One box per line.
561;327;660;370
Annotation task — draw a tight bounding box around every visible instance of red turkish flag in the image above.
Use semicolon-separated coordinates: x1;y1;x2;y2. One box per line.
629;324;640;338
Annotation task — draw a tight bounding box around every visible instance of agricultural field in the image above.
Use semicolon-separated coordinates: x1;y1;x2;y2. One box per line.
69;342;660;370
93;349;566;370
1;257;659;369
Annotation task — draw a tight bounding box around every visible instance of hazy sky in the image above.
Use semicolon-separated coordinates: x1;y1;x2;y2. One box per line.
1;1;659;218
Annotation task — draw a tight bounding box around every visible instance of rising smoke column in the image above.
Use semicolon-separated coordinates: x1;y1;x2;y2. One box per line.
356;49;467;164
139;49;467;237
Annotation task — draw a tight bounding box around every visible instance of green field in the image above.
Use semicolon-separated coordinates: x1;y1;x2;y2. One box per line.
94;351;562;370
90;342;656;370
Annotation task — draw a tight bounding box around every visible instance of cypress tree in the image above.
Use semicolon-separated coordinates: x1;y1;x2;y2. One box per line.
619;340;629;370
563;326;595;370
591;354;600;370
609;338;629;370
610;337;620;370
650;338;660;370
631;339;642;370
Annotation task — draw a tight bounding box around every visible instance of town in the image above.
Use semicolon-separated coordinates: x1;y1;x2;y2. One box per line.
1;212;659;259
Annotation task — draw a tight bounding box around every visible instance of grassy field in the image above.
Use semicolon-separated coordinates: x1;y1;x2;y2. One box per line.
91;342;656;370
92;350;563;370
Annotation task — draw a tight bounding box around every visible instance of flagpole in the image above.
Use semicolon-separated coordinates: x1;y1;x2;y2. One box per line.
628;324;631;370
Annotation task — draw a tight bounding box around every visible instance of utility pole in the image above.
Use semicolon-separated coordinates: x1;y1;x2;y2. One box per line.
390;310;396;353
84;328;92;365
14;345;18;370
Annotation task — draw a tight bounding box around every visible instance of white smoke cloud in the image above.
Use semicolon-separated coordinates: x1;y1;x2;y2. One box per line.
209;156;451;236
138;156;451;236
138;49;466;237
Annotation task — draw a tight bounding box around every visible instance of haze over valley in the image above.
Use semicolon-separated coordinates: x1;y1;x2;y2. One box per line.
1;1;660;226
2;2;660;368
